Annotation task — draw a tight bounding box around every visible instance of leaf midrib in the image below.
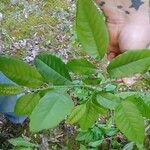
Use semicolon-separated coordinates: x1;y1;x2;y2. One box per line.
110;57;150;73
77;0;101;56
37;59;71;83
110;54;150;70
121;101;143;135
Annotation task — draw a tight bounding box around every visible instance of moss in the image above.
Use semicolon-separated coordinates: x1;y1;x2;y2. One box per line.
1;0;63;40
44;0;68;10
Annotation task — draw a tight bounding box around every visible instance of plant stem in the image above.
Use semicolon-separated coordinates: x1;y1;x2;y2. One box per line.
47;80;114;92
27;80;115;93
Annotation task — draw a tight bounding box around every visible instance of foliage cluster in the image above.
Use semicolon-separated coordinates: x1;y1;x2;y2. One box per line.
1;0;150;149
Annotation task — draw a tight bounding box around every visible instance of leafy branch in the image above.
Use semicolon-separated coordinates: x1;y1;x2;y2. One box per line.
1;0;150;147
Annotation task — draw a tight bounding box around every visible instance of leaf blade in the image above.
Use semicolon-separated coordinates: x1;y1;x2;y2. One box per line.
30;89;74;132
0;84;24;95
15;93;41;116
67;104;87;124
0;56;43;88
35;54;72;85
67;59;97;75
76;0;109;58
8;137;37;148
115;100;144;144
97;92;120;110
67;94;106;130
126;95;150;119
107;50;150;78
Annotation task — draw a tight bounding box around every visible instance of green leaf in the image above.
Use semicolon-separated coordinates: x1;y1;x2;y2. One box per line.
97;93;120;110
79;97;106;130
116;92;137;99
107;50;150;78
115;100;144;144
88;140;103;148
0;84;23;95
67;104;87;124
145;77;150;85
76;131;94;142
123;142;134;150
91;96;107;114
76;0;109;58
15;93;41;116
35;54;72;85
8;137;37;148
67;59;97;75
67;95;106;130
0;56;43;88
140;93;150;106
104;84;117;92
82;77;101;85
126;95;150;119
13;147;33;150
136;144;145;150
30;89;74;132
117;92;150;107
79;144;88;150
79;103;98;130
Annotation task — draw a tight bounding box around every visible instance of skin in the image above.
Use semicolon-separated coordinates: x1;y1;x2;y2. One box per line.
96;0;150;60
